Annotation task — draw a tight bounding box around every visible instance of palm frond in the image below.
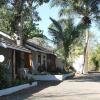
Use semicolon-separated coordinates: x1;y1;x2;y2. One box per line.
32;33;47;39
48;27;63;42
49;17;66;40
59;8;72;17
50;0;68;8
50;17;62;32
33;0;50;5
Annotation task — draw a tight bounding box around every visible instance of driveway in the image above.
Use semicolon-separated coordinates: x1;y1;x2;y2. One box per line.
1;73;100;100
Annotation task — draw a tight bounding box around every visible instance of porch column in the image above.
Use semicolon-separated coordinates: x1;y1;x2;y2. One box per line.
12;50;16;80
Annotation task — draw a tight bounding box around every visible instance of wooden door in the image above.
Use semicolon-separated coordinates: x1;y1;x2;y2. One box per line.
25;53;32;69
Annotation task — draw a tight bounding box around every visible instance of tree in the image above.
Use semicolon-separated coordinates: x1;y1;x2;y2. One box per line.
0;0;50;44
49;17;81;70
50;0;100;73
91;44;100;71
10;0;49;44
0;5;14;35
0;0;7;8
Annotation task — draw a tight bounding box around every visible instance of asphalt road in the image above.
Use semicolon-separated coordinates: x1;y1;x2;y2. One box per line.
1;73;100;100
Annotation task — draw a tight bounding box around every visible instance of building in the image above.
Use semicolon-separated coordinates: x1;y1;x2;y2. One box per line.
0;31;31;81
25;38;57;73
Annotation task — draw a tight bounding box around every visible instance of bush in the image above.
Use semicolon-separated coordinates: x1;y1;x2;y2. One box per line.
0;64;34;89
0;64;11;89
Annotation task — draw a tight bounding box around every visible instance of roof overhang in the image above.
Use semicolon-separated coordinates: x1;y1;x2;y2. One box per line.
0;42;31;53
26;41;55;55
25;44;47;53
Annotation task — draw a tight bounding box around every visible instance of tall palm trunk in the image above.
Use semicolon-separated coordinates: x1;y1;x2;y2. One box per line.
82;28;89;74
64;44;69;72
64;54;68;72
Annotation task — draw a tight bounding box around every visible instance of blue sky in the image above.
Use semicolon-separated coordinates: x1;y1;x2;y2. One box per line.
37;3;59;39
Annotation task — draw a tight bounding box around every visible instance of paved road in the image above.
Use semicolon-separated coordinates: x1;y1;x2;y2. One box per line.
1;73;100;100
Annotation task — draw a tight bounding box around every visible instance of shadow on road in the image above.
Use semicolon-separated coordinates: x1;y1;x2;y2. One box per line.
0;81;61;100
1;72;100;100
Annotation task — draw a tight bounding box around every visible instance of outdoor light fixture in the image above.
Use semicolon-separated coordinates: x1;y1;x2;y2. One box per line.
16;36;21;46
18;23;21;26
18;22;21;27
0;55;5;63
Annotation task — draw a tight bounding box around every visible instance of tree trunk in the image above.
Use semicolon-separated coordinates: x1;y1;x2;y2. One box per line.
64;49;69;72
16;15;23;46
14;0;24;46
64;55;68;72
12;50;16;80
82;29;89;74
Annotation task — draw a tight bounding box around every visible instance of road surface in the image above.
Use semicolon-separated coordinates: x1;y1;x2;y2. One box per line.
1;73;100;100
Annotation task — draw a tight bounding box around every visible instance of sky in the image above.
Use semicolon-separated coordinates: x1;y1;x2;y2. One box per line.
37;3;59;39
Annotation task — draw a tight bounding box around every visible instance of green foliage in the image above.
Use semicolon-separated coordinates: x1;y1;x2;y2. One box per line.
54;46;65;59
69;42;84;61
91;45;100;71
51;0;100;26
50;0;100;73
0;0;49;39
0;64;11;89
33;0;50;5
23;21;43;39
0;5;14;35
0;0;7;8
49;17;81;67
0;63;34;89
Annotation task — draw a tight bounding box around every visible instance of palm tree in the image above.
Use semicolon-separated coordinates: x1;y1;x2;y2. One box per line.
49;17;81;70
50;0;100;73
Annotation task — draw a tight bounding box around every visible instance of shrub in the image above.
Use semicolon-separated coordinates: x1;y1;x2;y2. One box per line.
0;64;11;89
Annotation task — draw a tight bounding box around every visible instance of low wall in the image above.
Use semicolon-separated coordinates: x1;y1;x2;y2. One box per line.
0;82;37;96
34;73;74;81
